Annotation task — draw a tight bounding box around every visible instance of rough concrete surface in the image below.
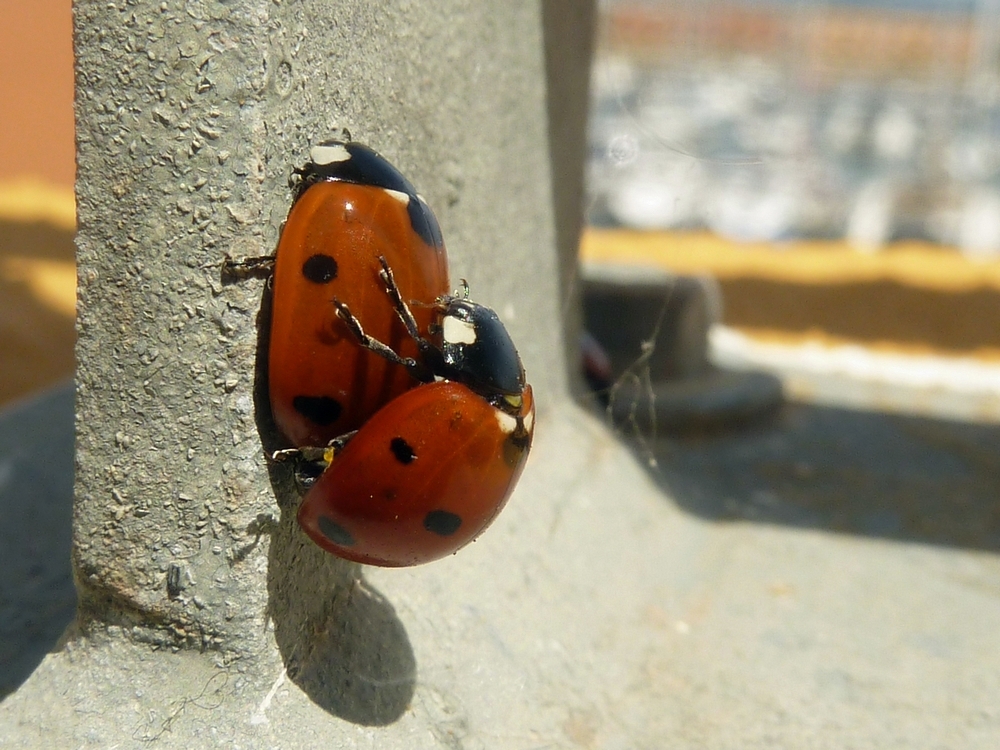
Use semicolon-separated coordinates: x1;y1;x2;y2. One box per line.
3;0;1000;747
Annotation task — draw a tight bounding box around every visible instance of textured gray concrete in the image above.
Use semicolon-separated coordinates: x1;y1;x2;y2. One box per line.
3;0;1000;747
542;0;596;393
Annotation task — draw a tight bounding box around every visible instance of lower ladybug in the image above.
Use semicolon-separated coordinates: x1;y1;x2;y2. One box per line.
292;257;534;567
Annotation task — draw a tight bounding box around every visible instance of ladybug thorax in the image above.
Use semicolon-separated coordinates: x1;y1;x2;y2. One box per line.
438;300;525;406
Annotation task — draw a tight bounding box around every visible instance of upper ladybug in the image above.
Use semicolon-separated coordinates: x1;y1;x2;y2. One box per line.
267;140;450;447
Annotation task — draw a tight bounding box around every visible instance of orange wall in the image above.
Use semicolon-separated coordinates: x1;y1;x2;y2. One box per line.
0;0;75;187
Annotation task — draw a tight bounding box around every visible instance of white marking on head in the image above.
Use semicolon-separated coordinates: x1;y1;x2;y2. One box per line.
522;409;534;433
495;410;518;435
443;315;477;346
310;143;351;166
384;188;410;205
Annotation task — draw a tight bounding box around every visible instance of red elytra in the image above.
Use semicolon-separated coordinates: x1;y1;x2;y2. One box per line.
268;180;449;447
297;380;535;567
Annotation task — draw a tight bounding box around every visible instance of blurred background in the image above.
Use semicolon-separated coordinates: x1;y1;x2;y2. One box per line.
0;0;75;408
582;0;1000;421
1;0;998;419
0;0;76;698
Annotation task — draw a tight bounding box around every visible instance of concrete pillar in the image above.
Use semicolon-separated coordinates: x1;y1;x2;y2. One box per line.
66;0;573;661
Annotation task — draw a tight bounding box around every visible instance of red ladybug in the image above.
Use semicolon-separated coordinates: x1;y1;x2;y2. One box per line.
295;257;535;567
268;140;449;447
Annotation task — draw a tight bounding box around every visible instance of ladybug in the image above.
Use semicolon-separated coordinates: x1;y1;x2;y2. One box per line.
267;140;450;447
293;257;535;567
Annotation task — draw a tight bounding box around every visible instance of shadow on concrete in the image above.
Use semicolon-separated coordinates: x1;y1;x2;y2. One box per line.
265;512;417;726
0;382;76;699
242;276;417;726
627;401;1000;552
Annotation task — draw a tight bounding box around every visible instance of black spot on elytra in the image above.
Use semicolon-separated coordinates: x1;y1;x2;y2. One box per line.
389;437;416;464
293;395;342;425
301;254;338;284
318;516;355;547
423;510;462;537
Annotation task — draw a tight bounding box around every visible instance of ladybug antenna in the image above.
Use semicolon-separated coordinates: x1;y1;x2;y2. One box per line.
459;279;470;300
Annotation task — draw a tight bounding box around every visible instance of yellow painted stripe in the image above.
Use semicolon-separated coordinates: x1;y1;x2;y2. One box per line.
0;257;76;318
0;179;76;230
581;228;1000;292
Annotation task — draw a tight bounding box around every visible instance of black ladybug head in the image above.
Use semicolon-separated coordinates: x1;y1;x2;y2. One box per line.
438;299;526;411
292;139;417;197
292;140;444;248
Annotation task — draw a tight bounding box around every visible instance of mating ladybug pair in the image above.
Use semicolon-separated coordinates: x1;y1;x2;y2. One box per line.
238;140;534;567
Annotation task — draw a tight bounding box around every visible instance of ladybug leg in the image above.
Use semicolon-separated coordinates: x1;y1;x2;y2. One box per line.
271;429;357;465
272;429;358;490
334;299;434;382
220;254;275;283
272;445;333;489
376;255;440;364
376;256;424;341
272;445;333;464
